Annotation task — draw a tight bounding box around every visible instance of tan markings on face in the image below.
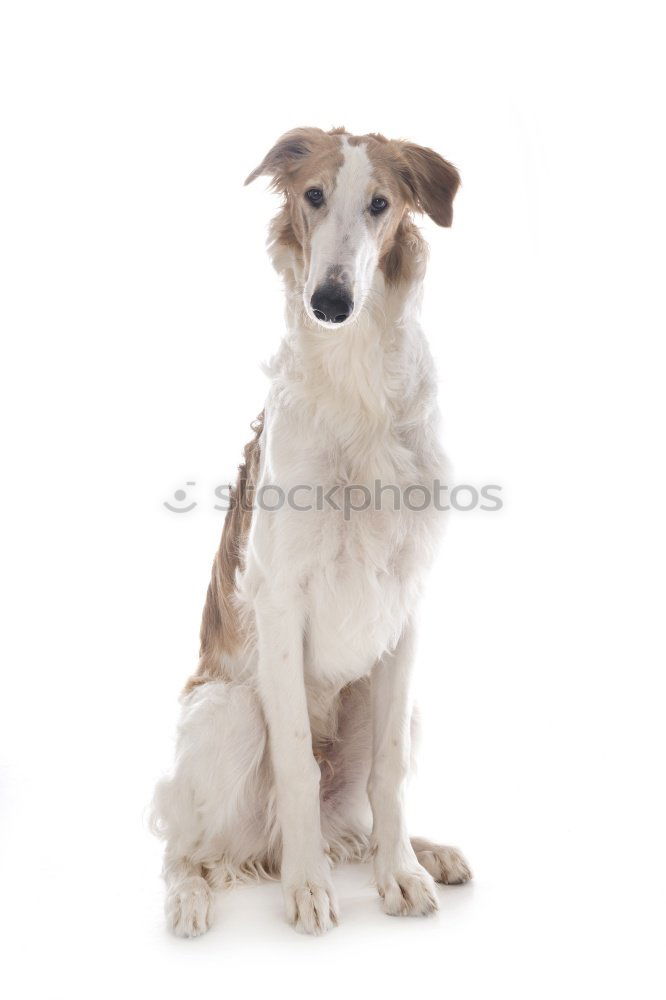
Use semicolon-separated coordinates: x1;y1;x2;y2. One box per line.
281;135;345;275
291;137;416;323
360;135;423;286
268;128;443;309
292;133;421;299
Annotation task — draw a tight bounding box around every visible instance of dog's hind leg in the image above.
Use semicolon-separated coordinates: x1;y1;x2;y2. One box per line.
151;680;271;937
410;837;472;885
163;857;214;938
318;679;373;863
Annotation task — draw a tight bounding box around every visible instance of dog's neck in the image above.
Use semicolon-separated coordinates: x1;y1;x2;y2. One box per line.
267;260;438;481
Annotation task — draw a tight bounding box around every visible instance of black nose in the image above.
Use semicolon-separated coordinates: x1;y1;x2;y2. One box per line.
310;287;354;324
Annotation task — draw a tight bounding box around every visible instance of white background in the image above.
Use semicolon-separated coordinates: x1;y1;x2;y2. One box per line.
1;1;664;997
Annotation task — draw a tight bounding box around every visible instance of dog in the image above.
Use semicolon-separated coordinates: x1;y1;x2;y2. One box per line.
151;127;472;936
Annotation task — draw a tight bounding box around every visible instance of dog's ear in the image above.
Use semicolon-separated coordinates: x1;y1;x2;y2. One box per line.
244;127;326;186
395;142;461;227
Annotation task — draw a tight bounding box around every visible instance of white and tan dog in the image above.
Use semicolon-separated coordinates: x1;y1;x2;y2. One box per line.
151;127;471;936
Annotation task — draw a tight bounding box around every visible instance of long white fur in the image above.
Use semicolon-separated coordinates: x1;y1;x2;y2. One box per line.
151;138;470;937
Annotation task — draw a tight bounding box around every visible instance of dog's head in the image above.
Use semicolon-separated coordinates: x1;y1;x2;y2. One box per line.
245;127;460;329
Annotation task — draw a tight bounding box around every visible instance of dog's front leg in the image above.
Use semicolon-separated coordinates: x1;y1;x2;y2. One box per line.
255;591;338;934
369;620;439;916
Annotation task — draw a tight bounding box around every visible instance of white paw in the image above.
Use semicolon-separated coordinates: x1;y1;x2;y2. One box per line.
414;842;473;885
283;878;339;935
166;876;214;937
377;865;439;917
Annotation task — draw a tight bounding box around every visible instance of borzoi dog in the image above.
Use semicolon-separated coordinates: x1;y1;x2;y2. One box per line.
151;127;471;936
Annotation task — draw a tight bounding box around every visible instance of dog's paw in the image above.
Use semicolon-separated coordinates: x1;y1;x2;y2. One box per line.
166;876;214;938
377;865;439;917
283;878;339;935
413;841;473;885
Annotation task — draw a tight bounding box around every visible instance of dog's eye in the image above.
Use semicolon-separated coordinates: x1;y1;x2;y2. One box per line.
305;188;324;206
370;197;388;215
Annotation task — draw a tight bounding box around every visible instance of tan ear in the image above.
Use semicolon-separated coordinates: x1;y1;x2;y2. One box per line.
244;127;327;186
396;142;461;227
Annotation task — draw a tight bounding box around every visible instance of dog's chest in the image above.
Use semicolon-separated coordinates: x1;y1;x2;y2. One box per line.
304;509;412;686
286;438;441;687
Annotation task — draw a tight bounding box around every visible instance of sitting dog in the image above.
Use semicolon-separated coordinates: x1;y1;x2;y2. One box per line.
151;127;471;936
